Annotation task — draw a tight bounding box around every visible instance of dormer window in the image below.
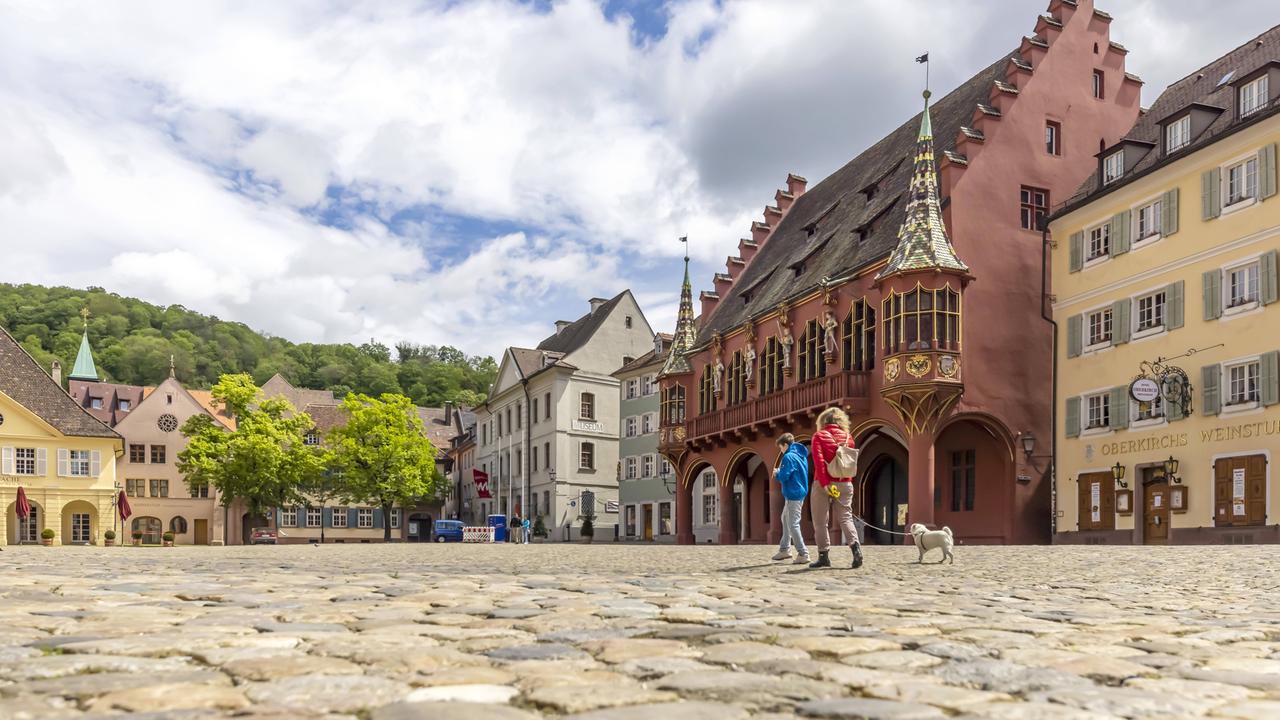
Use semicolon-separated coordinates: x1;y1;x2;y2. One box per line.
1165;115;1190;153
1240;75;1269;117
1102;150;1124;185
90;397;103;409
118;400;131;411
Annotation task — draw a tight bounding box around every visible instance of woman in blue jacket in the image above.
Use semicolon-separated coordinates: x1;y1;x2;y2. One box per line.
771;433;810;564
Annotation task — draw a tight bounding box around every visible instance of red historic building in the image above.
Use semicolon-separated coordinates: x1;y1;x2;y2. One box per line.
659;0;1141;545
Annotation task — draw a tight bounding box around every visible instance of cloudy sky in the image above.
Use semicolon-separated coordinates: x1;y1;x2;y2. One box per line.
0;0;1270;357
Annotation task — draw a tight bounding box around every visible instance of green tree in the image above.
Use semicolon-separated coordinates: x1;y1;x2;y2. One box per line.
328;393;439;541
177;374;321;520
297;449;350;544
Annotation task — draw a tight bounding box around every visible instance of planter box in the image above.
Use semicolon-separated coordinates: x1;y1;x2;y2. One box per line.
40;539;53;546
104;539;115;546
162;541;174;547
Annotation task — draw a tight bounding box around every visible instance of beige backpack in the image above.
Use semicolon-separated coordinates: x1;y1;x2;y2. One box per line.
825;437;860;479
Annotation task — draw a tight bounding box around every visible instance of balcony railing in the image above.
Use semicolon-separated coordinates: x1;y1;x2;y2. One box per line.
683;370;871;444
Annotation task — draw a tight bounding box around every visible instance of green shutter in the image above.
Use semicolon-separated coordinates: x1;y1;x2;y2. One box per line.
1065;396;1081;438
1259;143;1278;200
1112;300;1131;344
1161;188;1179;236
1066;314;1083;358
1262;351;1280;407
1203;270;1223;320
1260;250;1278;305
1166;280;1185;329
1109;386;1129;429
1069;231;1084;273
1111;211;1131;255
1202;364;1221;415
1202;168;1221;219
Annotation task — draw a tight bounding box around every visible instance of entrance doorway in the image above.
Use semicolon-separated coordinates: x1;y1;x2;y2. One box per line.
861;457;908;544
71;513;91;544
643;505;654;541
1143;468;1170;545
194;519;209;545
408;514;432;542
17;505;40;544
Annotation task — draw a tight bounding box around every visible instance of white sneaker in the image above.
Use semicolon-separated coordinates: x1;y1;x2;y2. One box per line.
793;554;811;564
771;550;791;561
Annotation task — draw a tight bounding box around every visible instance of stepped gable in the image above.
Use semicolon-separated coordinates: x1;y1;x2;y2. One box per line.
535;291;626;354
695;51;1013;343
0;326;119;439
1059;23;1280;212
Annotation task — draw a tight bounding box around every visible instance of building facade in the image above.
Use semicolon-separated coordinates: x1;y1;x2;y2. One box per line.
1;327;123;546
1051;27;1280;544
473;292;655;540
614;334;676;542
660;0;1141;545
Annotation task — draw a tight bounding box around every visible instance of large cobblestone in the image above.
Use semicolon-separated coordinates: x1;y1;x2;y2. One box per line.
1;544;1278;718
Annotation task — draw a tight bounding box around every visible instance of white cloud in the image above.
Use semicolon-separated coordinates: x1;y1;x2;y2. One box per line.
0;0;1269;356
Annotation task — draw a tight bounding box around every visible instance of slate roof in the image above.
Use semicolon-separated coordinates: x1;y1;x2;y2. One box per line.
68;379;146;427
695;52;1012;342
261;373;336;412
536;291;627;354
613;337;673;377
509;347;576;381
0;326;120;439
1057;24;1280;215
302;403;346;435
417;406;460;454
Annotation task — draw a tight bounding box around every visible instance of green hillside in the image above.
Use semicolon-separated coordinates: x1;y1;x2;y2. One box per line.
0;283;495;408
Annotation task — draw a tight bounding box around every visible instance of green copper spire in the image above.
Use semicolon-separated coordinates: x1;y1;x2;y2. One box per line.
876;89;969;281
660;239;697;377
68;308;99;381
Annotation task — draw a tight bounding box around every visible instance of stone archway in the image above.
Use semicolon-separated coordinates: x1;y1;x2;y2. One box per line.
61;500;99;545
677;458;715;545
935;414;1016;544
854;424;910;545
725;449;770;544
6;500;44;545
131;516;163;545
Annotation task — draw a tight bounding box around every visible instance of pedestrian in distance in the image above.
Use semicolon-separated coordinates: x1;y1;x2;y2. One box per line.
771;433;810;565
522;516;531;544
808;407;864;569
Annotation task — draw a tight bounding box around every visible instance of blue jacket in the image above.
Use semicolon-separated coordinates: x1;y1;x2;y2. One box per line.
776;442;810;501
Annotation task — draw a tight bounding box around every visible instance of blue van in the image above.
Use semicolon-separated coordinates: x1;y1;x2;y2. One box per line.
433;520;464;543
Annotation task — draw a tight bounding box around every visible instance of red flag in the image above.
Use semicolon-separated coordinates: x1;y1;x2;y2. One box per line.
15;487;31;519
117;490;132;522
473;469;492;499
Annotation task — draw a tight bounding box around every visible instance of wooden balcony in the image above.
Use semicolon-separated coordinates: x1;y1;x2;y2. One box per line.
684;371;871;447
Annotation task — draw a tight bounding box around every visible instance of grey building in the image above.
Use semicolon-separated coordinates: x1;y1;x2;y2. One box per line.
613;333;674;541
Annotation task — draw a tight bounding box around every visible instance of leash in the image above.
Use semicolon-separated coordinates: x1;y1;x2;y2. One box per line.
849;485;944;538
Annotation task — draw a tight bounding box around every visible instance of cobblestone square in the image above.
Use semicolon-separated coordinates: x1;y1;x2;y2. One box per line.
3;544;1280;719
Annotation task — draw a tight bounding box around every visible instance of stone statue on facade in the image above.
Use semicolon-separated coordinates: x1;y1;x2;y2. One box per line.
712;357;725;396
822;310;840;364
778;316;794;373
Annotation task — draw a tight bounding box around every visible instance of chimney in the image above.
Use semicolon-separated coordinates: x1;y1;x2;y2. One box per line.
555;320;571;334
588;297;608;314
50;359;62;386
444;401;454;419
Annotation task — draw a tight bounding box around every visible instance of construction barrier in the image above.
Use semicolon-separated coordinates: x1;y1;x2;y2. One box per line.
463;526;495;543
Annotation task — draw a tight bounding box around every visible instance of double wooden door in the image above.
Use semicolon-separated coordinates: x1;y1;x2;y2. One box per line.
1143;477;1170;545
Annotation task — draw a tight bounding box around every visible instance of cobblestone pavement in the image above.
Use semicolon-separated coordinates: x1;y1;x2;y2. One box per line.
3;544;1280;719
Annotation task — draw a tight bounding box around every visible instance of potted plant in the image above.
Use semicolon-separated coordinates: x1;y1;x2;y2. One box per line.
162;531;175;547
580;517;595;544
104;530;116;547
132;530;143;546
532;515;548;543
40;528;55;546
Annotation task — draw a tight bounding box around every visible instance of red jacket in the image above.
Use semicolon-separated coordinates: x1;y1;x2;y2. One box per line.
811;424;854;487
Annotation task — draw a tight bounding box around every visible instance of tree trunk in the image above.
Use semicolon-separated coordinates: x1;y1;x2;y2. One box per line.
320;503;326;544
383;502;393;542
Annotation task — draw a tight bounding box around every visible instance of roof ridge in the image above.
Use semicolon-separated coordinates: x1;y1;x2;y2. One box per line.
1161;22;1280;90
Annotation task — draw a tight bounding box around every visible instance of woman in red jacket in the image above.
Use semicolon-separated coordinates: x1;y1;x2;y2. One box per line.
809;407;863;569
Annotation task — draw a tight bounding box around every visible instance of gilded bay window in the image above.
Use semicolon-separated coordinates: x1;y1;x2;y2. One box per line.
842;299;876;372
798;319;826;383
699;365;717;414
882;285;961;355
725;351;747;405
662;384;686;425
760;337;785;395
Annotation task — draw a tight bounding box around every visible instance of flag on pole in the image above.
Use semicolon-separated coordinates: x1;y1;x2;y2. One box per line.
473;469;492;499
916;53;929;63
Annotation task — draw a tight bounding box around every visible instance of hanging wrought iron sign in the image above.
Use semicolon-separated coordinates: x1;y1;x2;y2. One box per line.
1130;345;1223;418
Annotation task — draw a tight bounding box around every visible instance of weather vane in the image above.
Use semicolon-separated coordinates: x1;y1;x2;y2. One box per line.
916;51;930;96
79;307;91;328
680;235;688;261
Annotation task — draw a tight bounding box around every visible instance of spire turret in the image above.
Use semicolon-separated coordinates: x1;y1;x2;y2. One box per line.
660;239;697;377
68;308;99;382
876;90;969;281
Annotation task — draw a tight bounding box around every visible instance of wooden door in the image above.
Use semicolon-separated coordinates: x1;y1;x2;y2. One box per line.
1077;472;1115;531
1214;455;1267;526
194;519;209;545
1144;482;1171;545
643;506;654;541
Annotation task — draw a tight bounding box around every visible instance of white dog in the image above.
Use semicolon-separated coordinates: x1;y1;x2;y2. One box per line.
909;523;954;564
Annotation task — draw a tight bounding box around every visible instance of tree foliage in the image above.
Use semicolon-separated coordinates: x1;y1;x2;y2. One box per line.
177;374;322;518
0;283;496;407
328;393;441;541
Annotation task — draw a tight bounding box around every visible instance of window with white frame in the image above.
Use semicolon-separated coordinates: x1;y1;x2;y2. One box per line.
14;447;36;475
625;416;637;437
1088;223;1110;260
69;450;90;476
700;471;718;525
1135;290;1166;331
1227;261;1260;308
660;457;673;477
357;508;373;528
1226;157;1258;205
1165;116;1191;153
304;431;320;446
641;413;654;434
1227;360;1261;406
580;393;595;420
1087;308;1113;347
625;456;638;480
1240;75;1269;117
281;508;297;527
642;454;655;478
641;375;654;396
1086;393;1110;430
1133;393;1165;423
331;508;348;528
390;509;400;529
306;507;322;528
626;379;638;400
1135;199;1162;241
1103;151;1124;185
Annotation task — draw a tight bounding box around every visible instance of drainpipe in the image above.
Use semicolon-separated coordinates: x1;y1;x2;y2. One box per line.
1041;225;1058;540
521;378;532;521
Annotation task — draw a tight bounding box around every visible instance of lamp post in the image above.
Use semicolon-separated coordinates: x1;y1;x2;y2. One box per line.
1111;462;1127;489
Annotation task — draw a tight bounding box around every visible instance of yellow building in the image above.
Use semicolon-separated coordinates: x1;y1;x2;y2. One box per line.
1051;30;1280;544
0;327;123;545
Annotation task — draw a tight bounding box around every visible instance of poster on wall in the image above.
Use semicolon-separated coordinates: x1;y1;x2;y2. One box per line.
1234;502;1246;516
1090;482;1101;523
1233;468;1246;500
1153;494;1162;508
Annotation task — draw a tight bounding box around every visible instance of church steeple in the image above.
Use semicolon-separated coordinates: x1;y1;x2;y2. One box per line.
876;90;969;281
660;238;697;377
68;308;99;382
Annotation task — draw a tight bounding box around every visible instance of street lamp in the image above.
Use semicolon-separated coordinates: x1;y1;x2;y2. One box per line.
1111;462;1127;489
1020;431;1036;460
1164;455;1181;484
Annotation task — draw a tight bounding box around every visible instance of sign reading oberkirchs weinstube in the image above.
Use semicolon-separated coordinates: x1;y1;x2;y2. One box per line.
1094;420;1280;457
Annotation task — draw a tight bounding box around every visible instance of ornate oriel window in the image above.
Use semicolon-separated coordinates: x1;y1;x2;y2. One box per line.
797;319;826;383
882;285;961;355
843;299;876;372
699;365;717;414
661;384;686;425
725;351;747;405
760;337;785;395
